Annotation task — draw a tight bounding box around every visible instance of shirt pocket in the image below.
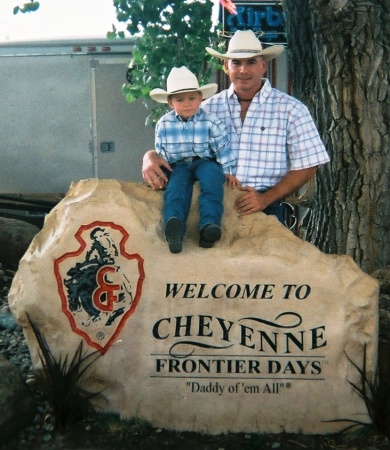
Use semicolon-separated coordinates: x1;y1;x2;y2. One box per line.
192;134;210;155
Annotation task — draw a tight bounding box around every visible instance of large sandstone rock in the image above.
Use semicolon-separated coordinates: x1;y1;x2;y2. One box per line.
0;354;36;444
8;179;378;435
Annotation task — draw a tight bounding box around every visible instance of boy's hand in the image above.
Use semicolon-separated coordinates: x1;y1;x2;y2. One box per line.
226;174;241;189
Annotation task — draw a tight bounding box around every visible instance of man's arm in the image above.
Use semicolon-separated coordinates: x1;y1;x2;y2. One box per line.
235;167;317;215
142;150;172;190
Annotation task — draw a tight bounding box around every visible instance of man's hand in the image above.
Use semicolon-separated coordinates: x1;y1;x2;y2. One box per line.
235;186;268;215
142;150;172;190
234;167;317;215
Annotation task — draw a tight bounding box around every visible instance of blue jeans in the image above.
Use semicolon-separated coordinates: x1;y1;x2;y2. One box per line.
263;200;286;225
163;158;225;232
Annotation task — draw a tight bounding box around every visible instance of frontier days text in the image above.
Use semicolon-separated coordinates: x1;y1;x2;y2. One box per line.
151;282;327;378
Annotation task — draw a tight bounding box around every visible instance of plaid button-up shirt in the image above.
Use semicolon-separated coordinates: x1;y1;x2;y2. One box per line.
202;79;330;191
155;108;236;173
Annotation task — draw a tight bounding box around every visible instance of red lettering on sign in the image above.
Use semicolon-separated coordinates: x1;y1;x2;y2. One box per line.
93;266;120;312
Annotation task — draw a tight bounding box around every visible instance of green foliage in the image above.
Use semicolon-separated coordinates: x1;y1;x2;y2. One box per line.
110;0;225;125
27;314;102;433
13;1;40;14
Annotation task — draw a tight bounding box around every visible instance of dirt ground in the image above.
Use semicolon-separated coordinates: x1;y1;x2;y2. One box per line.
9;414;390;450
61;430;390;450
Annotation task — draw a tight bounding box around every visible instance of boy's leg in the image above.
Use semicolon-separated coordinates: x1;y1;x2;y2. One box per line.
163;163;194;253
194;160;225;248
164;217;183;254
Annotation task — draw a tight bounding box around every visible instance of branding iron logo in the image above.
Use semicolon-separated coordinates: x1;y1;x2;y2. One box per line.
54;222;145;353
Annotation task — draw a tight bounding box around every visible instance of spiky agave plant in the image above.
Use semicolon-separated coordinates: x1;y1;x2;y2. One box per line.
324;343;390;435
26;314;102;433
344;344;390;434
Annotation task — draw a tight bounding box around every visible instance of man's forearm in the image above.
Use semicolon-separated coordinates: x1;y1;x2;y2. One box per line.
263;167;317;206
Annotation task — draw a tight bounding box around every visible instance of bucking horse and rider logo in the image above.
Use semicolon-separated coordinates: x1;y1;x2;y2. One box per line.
54;221;145;353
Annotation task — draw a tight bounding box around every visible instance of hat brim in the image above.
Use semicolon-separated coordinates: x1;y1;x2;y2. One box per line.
150;83;218;104
206;45;284;61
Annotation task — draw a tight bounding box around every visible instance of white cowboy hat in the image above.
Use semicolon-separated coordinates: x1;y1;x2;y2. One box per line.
206;30;284;61
150;66;218;103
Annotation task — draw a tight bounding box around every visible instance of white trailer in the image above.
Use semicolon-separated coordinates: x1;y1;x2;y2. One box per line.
0;37;155;193
0;37;157;223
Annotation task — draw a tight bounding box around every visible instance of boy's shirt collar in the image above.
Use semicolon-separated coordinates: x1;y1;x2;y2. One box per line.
174;108;202;122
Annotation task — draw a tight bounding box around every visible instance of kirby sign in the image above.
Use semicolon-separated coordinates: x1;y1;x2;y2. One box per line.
220;1;286;44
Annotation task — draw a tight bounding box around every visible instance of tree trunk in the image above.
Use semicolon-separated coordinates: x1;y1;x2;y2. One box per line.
283;0;390;273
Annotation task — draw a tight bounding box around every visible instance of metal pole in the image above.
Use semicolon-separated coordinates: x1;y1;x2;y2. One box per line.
89;59;99;178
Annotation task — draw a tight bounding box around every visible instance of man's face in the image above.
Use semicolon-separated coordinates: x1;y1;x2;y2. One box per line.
224;56;267;93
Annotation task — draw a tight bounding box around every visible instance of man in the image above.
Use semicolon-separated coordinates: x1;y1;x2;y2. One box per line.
142;30;330;224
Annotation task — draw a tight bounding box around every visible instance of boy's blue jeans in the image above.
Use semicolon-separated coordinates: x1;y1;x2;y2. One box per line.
163;158;225;233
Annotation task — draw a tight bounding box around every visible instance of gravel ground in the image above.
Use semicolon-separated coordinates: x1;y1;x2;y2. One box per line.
0;264;57;449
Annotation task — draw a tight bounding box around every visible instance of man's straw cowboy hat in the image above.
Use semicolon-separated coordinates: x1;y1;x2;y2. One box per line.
206;30;284;61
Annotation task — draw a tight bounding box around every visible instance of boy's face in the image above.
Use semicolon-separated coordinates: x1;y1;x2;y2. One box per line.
168;91;202;120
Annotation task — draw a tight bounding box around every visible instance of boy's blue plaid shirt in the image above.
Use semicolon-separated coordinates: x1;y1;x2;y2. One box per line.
155;108;236;174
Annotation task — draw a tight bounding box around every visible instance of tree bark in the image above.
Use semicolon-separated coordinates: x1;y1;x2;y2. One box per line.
283;0;390;273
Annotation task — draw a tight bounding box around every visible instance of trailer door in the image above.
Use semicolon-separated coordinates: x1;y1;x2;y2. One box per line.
90;58;155;183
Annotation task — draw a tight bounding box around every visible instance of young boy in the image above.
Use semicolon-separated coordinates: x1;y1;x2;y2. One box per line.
150;66;238;253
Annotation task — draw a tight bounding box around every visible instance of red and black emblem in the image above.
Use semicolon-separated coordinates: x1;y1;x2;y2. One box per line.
54;221;145;353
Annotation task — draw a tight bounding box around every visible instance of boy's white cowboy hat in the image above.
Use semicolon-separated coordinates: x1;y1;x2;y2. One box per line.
150;66;218;103
206;30;284;61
